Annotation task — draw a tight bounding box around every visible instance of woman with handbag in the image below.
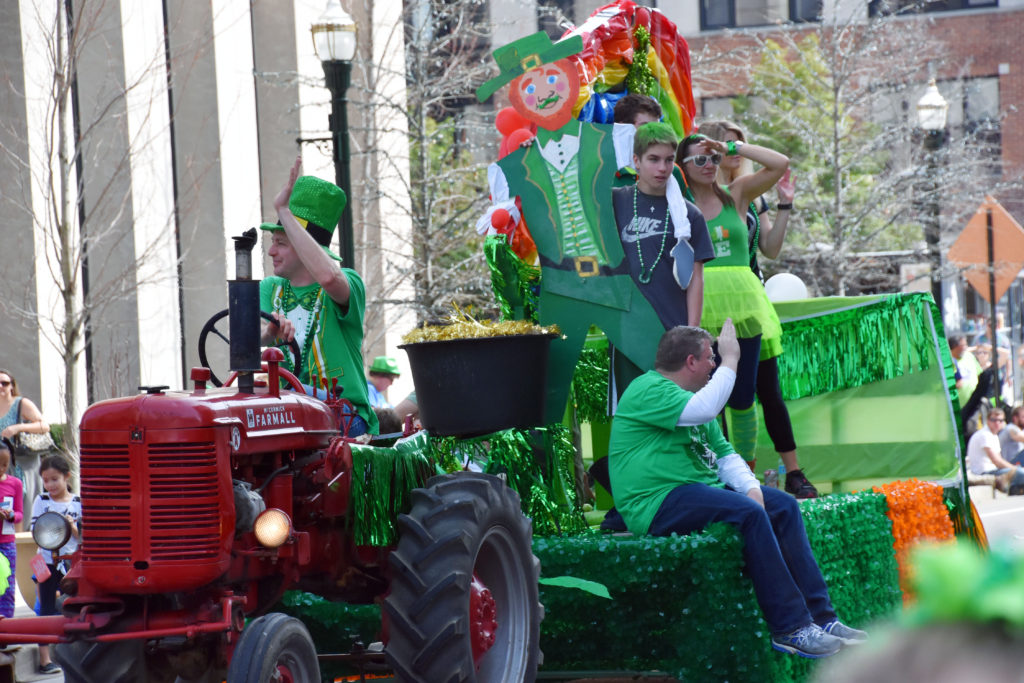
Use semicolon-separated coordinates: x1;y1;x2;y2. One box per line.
0;369;51;519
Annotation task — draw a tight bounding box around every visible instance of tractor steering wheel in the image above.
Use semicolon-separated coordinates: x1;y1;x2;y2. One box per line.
198;309;302;387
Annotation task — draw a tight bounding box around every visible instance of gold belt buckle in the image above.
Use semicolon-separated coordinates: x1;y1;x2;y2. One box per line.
520;54;542;72
574;256;599;278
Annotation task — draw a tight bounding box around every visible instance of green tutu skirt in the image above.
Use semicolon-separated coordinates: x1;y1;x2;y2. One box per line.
701;265;783;360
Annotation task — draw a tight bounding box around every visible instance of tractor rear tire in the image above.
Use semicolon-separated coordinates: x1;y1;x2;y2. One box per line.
54;638;147;683
384;472;541;683
226;612;319;683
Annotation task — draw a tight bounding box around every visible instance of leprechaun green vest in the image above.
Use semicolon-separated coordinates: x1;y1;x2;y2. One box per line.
497;122;633;312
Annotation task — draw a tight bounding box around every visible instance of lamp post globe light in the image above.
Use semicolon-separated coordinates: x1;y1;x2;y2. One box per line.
311;0;357;269
916;78;948;317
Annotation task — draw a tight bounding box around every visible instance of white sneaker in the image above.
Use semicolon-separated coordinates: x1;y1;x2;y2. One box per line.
822;619;868;645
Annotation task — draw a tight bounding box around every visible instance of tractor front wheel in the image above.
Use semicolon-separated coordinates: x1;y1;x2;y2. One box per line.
384;472;542;682
226;613;319;683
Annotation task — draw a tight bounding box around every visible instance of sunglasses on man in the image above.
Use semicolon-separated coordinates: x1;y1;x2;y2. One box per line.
682;153;723;168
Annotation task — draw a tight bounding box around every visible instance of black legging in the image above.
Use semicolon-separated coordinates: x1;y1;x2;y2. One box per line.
37;563;64;616
756;356;797;453
960;367;995;428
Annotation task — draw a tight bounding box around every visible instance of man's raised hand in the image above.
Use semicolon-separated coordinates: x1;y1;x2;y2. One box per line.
274;157;302;212
718;318;740;369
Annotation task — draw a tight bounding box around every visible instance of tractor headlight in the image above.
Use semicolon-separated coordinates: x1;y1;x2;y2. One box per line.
33;511;71;551
253;508;291;548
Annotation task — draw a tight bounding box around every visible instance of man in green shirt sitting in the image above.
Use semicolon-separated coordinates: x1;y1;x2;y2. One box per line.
608;322;866;658
259;158;377;436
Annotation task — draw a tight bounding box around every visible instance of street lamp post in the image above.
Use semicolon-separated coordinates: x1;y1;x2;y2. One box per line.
916;78;949;317
311;0;358;269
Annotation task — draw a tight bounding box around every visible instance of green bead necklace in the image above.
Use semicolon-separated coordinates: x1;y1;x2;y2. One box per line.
633;185;671;284
281;281;324;374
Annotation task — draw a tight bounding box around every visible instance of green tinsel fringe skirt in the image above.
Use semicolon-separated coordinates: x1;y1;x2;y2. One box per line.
701;265;783;360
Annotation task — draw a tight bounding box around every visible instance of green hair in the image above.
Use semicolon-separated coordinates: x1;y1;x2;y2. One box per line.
633;121;679;158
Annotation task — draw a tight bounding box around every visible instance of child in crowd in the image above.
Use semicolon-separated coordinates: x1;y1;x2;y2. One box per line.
31;454;81;676
0;441;23;618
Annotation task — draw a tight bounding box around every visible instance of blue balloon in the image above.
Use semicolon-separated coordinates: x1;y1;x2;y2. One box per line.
576;96;596;122
577;90;632;123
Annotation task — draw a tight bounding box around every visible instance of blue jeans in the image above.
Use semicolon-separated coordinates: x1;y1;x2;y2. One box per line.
648;484;836;636
302;384;368;437
985;467;1024;488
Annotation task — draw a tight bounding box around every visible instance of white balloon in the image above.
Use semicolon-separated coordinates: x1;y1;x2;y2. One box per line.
765;273;809;302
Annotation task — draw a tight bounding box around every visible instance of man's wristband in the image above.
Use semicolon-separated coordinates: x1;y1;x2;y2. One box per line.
776;202;793;211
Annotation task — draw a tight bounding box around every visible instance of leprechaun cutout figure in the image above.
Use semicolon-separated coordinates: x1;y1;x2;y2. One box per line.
478;31;692;423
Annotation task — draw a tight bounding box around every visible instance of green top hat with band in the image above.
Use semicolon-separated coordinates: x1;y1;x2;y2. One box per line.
476;31;584;103
369;356;400;376
259;176;347;262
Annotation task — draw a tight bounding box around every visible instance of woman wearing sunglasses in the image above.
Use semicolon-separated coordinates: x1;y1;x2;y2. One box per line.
675;132;789;478
0;369;50;521
696;120;817;499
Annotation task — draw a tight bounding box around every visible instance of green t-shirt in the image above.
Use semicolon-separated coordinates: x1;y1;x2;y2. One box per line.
260;272;378;433
705;192;749;267
608;370;735;534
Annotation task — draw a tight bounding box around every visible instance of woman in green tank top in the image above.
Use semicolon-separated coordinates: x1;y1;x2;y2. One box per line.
697;120;817;498
676;133;789;472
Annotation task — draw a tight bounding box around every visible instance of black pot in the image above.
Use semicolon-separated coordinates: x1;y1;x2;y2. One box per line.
399;334;556;437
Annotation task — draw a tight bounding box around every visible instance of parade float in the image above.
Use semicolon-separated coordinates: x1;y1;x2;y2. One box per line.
277;2;977;681
0;3;979;682
283;293;969;682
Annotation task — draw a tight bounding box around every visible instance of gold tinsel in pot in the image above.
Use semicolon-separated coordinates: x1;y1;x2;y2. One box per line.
401;305;560;344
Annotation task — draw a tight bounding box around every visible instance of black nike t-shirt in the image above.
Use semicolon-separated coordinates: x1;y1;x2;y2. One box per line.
613;185;714;328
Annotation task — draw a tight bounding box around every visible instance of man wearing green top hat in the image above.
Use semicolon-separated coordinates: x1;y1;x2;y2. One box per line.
478;32;687;424
259;157;378;436
366;356;400;410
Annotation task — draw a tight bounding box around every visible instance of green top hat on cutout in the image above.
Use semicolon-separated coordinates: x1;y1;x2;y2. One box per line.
369;356;400;376
476;32;584;103
259;176;347;262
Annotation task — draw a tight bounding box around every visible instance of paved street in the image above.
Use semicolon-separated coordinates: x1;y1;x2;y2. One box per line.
6;487;1020;683
970;484;1024;551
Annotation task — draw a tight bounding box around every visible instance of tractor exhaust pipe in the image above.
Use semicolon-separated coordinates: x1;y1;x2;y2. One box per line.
229;229;261;394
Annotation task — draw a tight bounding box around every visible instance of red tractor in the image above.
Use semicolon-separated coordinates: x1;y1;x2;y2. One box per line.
3;231;542;682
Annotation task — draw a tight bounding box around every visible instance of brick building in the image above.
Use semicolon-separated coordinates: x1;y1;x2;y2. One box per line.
677;2;1024;218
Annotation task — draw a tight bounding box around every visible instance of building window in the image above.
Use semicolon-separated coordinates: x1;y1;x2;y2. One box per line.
790;0;822;21
538;0;574;39
701;0;821;29
869;0;997;17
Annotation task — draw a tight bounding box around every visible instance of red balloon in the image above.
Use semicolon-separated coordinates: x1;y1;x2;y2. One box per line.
507;128;534;148
635;5;651;31
491;208;512;231
495;107;530;136
499;128;536;158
